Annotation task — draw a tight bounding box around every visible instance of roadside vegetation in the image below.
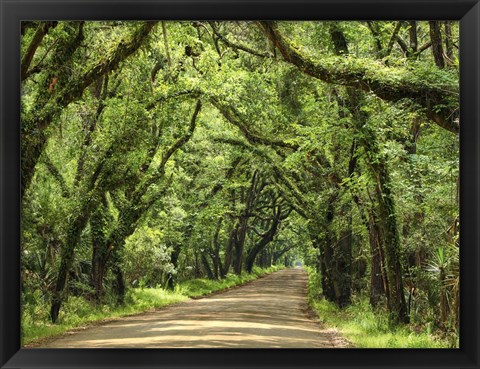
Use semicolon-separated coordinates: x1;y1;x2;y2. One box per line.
306;267;458;348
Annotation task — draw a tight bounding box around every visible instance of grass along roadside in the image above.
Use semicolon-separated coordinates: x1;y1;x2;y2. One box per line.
305;267;454;348
22;265;284;346
178;265;284;298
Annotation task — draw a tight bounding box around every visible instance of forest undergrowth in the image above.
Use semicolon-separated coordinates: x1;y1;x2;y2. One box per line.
306;267;458;348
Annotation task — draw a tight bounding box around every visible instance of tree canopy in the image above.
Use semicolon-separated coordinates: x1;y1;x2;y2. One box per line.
21;20;459;344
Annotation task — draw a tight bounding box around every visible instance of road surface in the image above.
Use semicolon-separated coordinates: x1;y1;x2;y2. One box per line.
40;268;349;348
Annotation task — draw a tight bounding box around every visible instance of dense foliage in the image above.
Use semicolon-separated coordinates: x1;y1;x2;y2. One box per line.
21;20;459;346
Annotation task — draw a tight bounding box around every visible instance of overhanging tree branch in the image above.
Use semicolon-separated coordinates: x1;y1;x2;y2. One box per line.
208;22;272;58
256;21;459;134
21;21;57;81
42;153;70;198
210;97;298;150
132;100;202;205
22;21;158;199
213;136;312;219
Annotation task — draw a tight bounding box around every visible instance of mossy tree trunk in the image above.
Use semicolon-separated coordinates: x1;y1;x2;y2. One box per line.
233;170;261;275
90;193;113;303
333;18;409;321
367;147;409;324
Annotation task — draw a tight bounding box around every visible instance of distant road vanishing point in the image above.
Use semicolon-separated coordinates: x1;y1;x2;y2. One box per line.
41;268;349;348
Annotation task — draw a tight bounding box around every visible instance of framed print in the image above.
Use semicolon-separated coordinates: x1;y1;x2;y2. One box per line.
1;0;479;368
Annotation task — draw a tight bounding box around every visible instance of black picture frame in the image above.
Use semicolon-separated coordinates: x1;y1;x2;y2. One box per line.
1;0;479;368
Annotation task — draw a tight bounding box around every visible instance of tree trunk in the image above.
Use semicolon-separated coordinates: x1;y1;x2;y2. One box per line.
372;163;409;324
50;198;96;323
318;240;336;302
344;83;408;324
201;253;215;280
313;216;336;304
233;171;259;274
233;218;247;275
112;264;126;305
429;21;445;69
444;21;453;61
316;183;353;308
194;251;202;278
91;249;108;302
167;244;181;289
21;21;58;81
408;21;418;57
211;217;223;279
333;224;352;307
259;248;269;267
221;226;235;278
368;211;387;307
90;195;112;302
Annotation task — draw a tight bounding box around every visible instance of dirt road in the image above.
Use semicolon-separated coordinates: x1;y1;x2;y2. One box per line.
41;268;349;348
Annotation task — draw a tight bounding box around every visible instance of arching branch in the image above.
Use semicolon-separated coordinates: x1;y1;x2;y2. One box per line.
257;21;459;134
210;97;298;150
21;21;57;81
208;22;271;58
